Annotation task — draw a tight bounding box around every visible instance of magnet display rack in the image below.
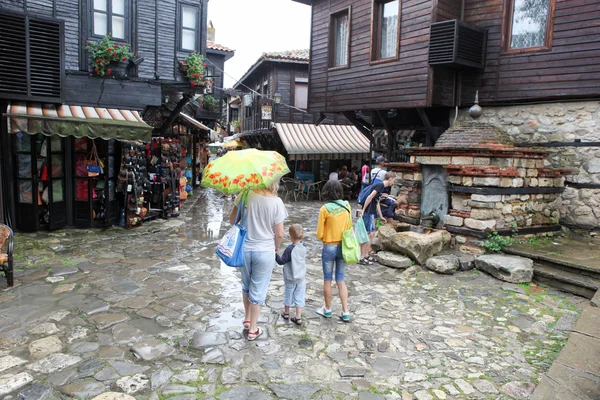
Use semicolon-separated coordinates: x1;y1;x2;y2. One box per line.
148;138;182;219
118;141;150;229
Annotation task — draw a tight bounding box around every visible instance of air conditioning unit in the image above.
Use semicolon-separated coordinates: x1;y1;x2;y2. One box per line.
243;94;253;107
428;20;487;70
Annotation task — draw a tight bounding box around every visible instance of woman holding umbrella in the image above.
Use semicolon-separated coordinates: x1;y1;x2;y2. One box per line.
203;149;289;341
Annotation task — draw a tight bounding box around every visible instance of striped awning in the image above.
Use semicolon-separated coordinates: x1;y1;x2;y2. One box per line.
6;102;152;142
179;113;211;131
275;123;369;160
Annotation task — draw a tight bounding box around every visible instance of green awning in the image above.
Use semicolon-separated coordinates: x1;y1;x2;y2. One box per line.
6;102;152;142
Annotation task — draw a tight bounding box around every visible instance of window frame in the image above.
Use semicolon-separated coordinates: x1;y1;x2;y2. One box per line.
328;6;352;70
89;0;129;41
179;2;200;52
293;78;309;110
501;0;556;55
370;0;401;62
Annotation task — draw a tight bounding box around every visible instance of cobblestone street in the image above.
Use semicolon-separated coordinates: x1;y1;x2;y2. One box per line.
0;189;587;400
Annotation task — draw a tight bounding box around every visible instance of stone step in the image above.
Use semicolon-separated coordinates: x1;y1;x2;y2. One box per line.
533;260;600;299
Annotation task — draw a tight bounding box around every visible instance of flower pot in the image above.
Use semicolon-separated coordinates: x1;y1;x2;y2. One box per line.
180;61;189;72
108;62;128;78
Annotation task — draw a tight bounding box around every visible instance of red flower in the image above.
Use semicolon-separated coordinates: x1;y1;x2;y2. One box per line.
93;67;99;73
87;41;91;45
202;63;206;67
191;81;197;87
96;59;102;63
104;59;108;63
107;69;112;75
113;52;117;56
133;52;137;56
122;57;127;61
114;44;119;48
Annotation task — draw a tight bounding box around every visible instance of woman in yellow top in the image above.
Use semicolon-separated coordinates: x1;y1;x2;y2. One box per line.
316;180;351;322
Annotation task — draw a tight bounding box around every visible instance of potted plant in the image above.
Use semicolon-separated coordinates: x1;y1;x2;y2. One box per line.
183;51;213;88
202;95;218;112
86;35;134;77
232;119;241;133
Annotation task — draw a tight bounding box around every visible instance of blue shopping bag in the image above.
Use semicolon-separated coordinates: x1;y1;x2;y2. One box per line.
216;191;247;267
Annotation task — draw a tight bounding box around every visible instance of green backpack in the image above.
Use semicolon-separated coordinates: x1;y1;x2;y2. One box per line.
332;201;360;264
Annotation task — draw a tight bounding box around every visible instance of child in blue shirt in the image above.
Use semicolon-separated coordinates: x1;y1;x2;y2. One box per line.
276;224;307;325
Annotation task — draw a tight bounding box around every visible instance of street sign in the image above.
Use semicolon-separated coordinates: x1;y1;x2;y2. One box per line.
261;105;273;121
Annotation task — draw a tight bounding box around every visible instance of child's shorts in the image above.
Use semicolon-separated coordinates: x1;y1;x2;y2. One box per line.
283;281;306;307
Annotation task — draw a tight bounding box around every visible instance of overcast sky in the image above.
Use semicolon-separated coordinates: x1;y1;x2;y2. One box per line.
207;0;311;88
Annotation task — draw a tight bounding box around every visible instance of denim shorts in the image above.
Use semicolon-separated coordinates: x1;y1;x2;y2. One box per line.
241;251;275;306
283;281;306;307
322;244;346;282
363;213;376;233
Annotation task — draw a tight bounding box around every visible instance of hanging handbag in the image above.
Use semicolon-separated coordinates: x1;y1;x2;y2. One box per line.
216;191;248;267
332;201;360;265
40;165;48;181
354;216;370;245
185;169;193;179
86;143;101;177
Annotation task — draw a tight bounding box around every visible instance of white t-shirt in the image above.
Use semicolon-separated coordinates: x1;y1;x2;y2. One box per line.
236;191;288;252
329;172;339;181
371;167;386;182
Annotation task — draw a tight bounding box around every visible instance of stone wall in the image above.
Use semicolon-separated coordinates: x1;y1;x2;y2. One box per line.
457;101;600;229
387;164;422;222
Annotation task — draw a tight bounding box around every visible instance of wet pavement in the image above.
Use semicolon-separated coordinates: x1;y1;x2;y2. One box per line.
0;189;588;399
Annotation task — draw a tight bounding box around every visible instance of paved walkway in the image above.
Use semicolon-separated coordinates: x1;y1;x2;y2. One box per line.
0;189;589;399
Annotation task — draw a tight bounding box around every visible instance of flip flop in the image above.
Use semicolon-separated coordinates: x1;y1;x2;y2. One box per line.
281;312;290;320
243;320;251;329
291;317;302;326
247;327;264;341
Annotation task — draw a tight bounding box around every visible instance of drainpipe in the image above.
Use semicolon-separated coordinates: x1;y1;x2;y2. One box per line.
154;0;159;78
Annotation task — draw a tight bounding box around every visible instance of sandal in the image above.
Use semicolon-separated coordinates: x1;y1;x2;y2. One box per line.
243;320;251;330
291;317;302;326
281;312;290;320
247;327;264;341
359;258;373;266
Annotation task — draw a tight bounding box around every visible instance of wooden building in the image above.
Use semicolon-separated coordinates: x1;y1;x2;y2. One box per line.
293;0;600;229
0;0;212;231
233;50;370;180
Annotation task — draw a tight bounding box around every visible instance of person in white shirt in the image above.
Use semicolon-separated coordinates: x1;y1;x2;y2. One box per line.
328;169;339;181
370;156;387;184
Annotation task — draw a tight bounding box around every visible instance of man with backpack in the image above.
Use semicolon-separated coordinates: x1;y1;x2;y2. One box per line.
357;171;395;265
370;156;387;184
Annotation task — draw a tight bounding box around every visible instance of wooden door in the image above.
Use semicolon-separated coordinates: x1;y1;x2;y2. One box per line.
14;133;39;232
47;135;67;230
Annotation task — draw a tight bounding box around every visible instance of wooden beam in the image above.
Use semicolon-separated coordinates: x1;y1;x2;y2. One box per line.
341;111;371;136
158;94;191;135
416;108;435;146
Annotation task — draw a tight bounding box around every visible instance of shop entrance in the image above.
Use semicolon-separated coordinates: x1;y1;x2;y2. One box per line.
14;134;66;231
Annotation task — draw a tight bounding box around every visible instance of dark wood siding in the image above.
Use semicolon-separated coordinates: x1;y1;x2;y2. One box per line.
461;0;600;105
308;0;433;113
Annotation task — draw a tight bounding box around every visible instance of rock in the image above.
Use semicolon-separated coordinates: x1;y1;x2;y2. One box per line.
53;283;77;294
89;313;130;330
261;360;280;370
51;266;79;276
116;374;149;394
18;383;52;400
246;371;269;384
91;392;136;400
27;353;81;374
67;326;88;343
454;379;475;395
358;393;385;400
591;289;600;307
501;382;535;399
201;348;225;364
45;276;64;283
554;314;578;331
475;255;534;283
458;255;476;271
376;251;412;269
172;369;200;383
29;335;63;359
371;356;404;375
76;358;105;378
161;384;198;396
472;379;499;394
47;367;78;386
404;372;427;382
338;367;366;378
0;356;27;374
443;384;460;396
107;360;149;376
432;389;446;399
130;338;175;361
27;322;60;335
218;386;274;400
112;323;146;345
59;379;106;399
414;391;433;400
191;331;228;349
151;368;173;390
71;342;100;354
0;373;34;396
267;384;320;400
221;367;241;384
78;301;110;315
425;255;459;274
94;366;120;381
501;282;526;294
378;225;451;265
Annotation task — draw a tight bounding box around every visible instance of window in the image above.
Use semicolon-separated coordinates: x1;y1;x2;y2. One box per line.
206;66;215;93
294;79;308;109
505;0;555;52
91;0;126;40
329;8;350;67
372;0;399;60
180;4;199;51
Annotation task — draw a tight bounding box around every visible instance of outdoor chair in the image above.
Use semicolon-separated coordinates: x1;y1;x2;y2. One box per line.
281;179;298;202
0;224;14;287
304;180;325;201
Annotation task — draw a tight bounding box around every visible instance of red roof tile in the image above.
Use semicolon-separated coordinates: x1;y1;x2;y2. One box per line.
262;49;309;62
206;41;234;53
